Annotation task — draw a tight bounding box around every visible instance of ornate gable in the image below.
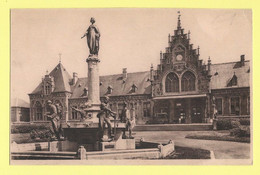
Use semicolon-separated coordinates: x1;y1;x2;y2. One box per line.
152;12;211;97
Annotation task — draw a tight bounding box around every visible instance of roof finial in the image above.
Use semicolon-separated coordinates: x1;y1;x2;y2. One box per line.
208;56;211;65
188;30;190;39
46;70;49;75
59;53;62;63
177;11;181;28
197;46;200;55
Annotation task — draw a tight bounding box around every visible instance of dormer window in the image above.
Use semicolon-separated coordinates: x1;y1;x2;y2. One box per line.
107;85;113;94
82;87;88;97
42;74;54;95
131;84;138;93
227;73;237;87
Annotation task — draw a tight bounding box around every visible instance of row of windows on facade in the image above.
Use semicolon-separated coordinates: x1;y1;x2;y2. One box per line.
215;96;250;115
165;71;196;93
33;101;150;121
33;96;249;121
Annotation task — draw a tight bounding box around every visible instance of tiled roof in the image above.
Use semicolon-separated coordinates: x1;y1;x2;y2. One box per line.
30;60;250;97
70;71;151;98
210;60;250;89
30;63;72;94
11;98;30;108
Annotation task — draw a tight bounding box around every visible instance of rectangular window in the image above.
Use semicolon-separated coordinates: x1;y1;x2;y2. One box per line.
216;98;223;115
72;106;78;120
45;85;51;95
143;102;151;117
230;97;240;115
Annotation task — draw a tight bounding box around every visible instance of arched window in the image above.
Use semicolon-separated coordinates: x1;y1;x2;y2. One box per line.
35;101;43;121
165;72;179;92
181;71;196;91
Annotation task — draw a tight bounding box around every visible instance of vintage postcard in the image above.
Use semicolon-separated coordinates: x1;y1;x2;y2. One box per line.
10;8;252;165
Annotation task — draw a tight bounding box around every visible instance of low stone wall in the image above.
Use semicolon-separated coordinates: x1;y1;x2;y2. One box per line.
11;151;77;160
134;124;213;131
11;140;175;160
85;148;160;159
11;142;49;151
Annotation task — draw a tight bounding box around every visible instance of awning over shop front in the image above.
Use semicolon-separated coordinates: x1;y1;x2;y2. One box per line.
153;94;207;100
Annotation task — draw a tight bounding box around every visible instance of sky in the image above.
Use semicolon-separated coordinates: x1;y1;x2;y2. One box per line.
11;8;252;102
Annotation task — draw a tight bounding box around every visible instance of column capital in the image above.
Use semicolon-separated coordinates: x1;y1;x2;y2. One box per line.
86;56;100;62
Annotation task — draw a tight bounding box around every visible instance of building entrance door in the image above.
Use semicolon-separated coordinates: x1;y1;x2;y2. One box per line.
176;107;186;124
191;107;202;123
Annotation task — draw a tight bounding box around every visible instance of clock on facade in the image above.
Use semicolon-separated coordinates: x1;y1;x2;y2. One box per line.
176;54;183;61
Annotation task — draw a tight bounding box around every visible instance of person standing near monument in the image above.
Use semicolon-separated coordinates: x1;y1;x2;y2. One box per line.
81;17;100;56
97;96;116;141
45;100;62;140
121;102;135;139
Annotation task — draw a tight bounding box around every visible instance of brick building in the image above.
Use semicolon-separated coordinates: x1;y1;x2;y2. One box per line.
28;15;250;124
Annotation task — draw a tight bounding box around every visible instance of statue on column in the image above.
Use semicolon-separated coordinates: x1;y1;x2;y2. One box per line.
81;17;101;57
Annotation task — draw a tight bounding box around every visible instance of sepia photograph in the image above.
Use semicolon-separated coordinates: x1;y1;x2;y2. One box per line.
10;8;252;165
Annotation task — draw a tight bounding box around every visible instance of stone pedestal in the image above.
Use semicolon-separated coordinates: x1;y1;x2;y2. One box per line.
48;141;60;152
48;140;79;152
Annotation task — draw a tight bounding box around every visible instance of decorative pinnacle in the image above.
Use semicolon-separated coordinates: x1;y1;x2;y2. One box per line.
198;46;200;55
188;30;190;39
46;70;49;75
208;56;211;64
177;11;181;28
151;63;154;69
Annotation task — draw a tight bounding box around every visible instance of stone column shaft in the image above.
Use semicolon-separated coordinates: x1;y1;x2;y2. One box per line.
87;58;101;108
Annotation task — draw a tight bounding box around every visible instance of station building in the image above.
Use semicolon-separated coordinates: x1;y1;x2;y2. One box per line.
29;15;250;124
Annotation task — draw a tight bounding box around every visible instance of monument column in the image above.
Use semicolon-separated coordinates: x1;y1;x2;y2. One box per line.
81;17;101;122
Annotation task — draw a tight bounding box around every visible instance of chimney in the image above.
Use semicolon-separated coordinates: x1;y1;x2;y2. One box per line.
72;72;78;85
240;55;245;66
122;68;127;79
